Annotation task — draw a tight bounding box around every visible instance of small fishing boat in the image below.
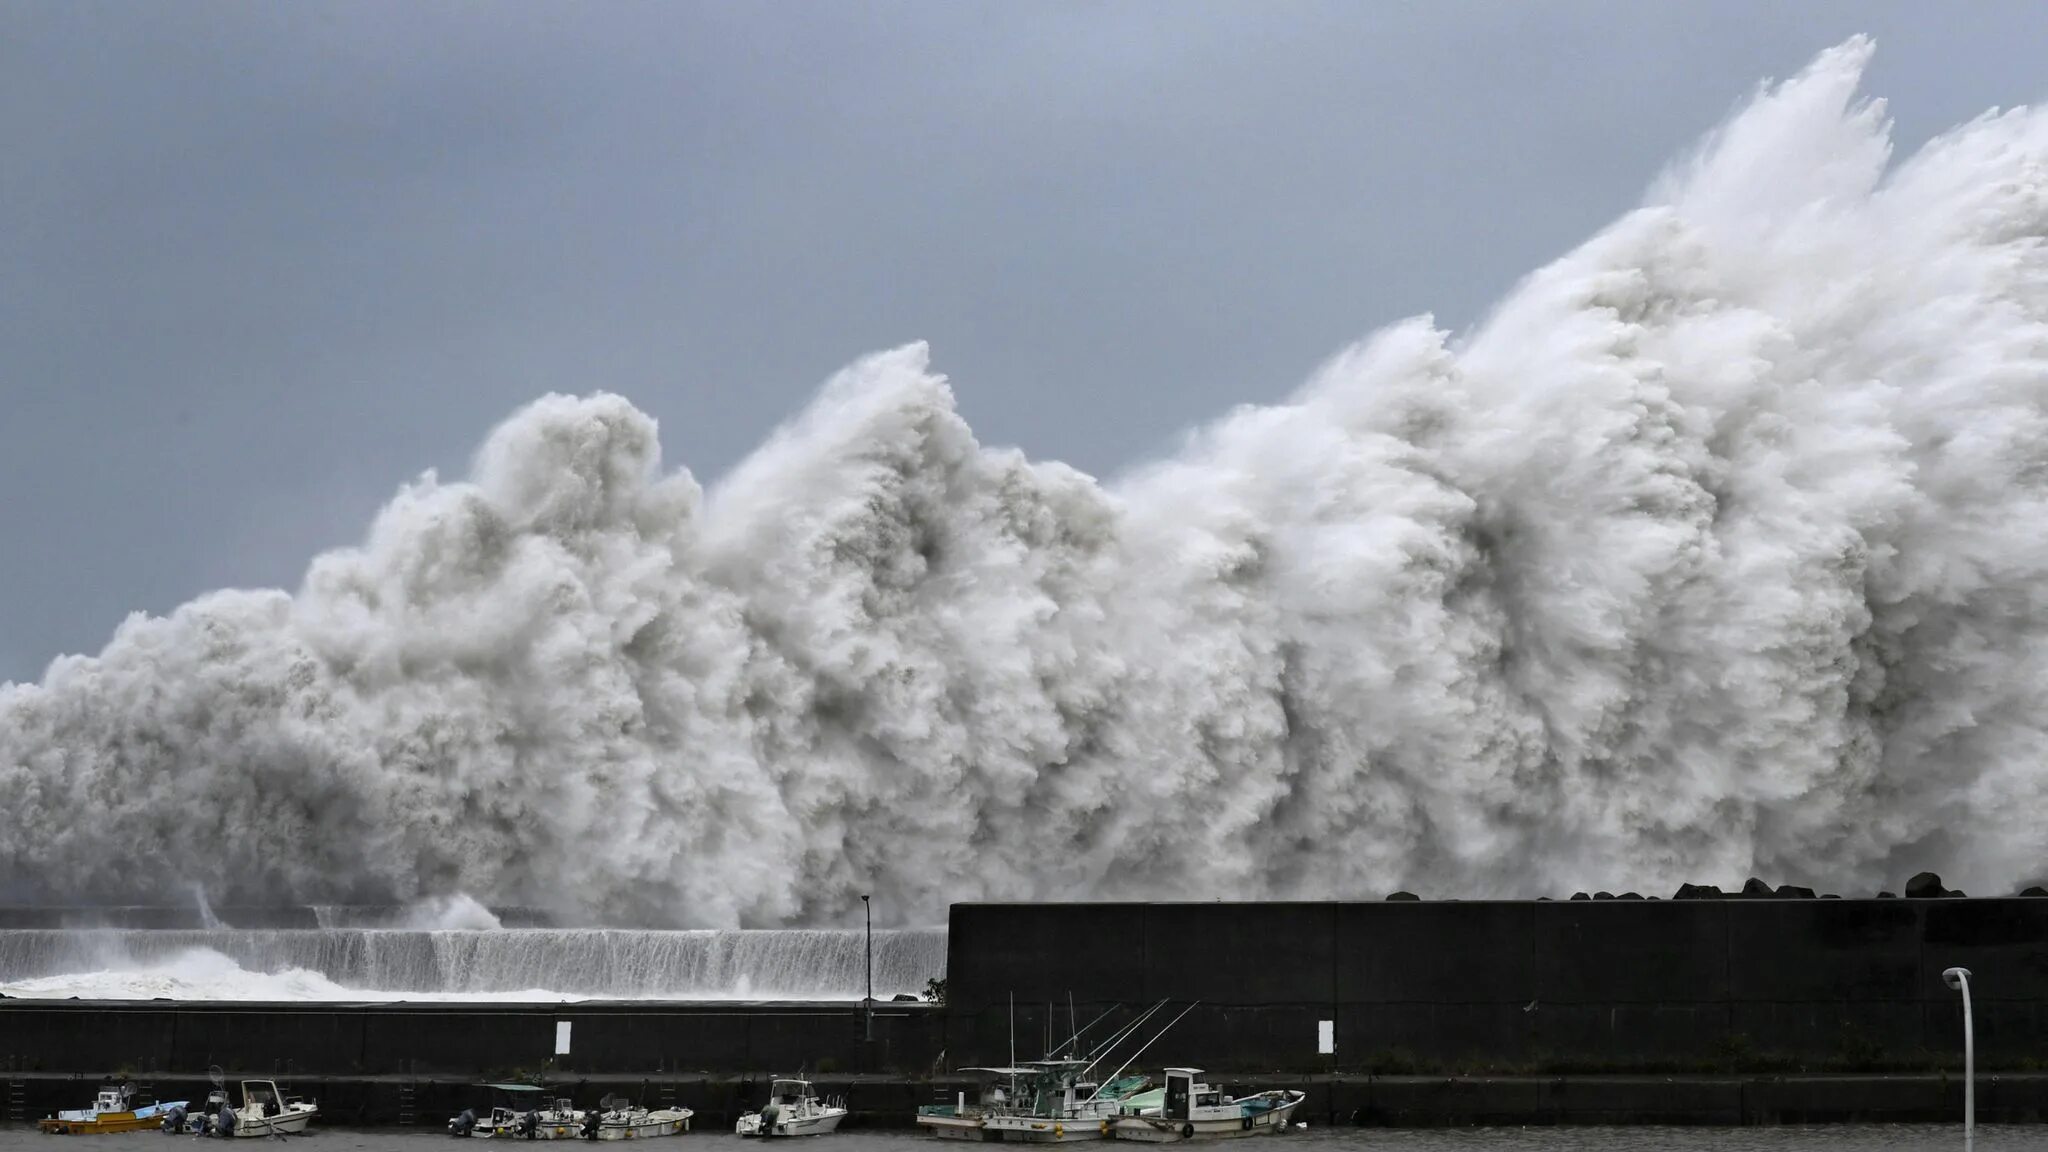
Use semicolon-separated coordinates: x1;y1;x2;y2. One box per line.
916;1068;1027;1140
737;1074;847;1131
1110;1071;1300;1142
38;1084;188;1135
735;1079;847;1138
449;1085;585;1139
577;1096;691;1141
205;1080;318;1138
980;1063;1151;1143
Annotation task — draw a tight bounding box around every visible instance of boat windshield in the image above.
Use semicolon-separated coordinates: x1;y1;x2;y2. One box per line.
769;1081;814;1103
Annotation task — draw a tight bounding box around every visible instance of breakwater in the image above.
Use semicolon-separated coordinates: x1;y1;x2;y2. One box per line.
4;896;2048;1127
0;1000;939;1078
944;898;2048;1073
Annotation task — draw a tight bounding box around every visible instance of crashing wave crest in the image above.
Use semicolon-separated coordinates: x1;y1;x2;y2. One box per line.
5;38;2047;923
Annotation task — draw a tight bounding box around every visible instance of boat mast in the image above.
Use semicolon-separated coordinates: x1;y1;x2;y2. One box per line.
1081;1000;1201;1104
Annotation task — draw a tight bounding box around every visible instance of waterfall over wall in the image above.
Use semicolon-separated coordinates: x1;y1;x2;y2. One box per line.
0;928;946;1000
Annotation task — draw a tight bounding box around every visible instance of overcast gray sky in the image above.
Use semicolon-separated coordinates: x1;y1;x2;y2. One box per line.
2;1;2042;684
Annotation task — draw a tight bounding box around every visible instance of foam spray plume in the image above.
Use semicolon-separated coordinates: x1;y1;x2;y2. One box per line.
4;39;2046;924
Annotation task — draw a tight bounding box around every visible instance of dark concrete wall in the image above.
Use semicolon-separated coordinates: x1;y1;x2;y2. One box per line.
946;899;2048;1072
0;1002;942;1077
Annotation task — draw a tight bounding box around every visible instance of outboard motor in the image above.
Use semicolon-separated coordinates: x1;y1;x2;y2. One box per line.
580;1110;603;1140
519;1111;539;1139
449;1109;477;1138
216;1106;237;1139
759;1102;782;1137
162;1105;187;1134
191;1111;212;1137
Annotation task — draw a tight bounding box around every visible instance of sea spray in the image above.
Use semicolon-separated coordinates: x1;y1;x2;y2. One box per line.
3;38;2047;923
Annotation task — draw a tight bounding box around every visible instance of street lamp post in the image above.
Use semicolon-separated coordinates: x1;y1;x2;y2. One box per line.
1944;967;1974;1151
861;894;873;1042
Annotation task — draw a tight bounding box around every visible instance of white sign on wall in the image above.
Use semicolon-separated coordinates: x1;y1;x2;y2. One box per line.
555;1021;573;1055
1316;1019;1334;1055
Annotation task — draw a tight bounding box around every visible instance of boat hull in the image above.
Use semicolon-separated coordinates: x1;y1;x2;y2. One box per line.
736;1109;846;1138
915;1114;990;1141
233;1109;317;1137
40;1101;189;1135
592;1110;690;1140
493;1120;585;1140
1110;1098;1300;1143
980;1117;1112;1143
39;1115;163;1135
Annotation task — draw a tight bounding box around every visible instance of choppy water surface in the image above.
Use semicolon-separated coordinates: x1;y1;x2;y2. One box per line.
0;1129;2038;1151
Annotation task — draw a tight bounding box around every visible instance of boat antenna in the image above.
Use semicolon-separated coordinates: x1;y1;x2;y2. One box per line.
1061;1002;1126;1061
1082;1000;1200;1104
1009;992;1017;1099
1077;998;1170;1080
1068;993;1077;1058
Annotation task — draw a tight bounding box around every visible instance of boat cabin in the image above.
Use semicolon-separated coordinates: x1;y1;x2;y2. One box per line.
767;1080;819;1107
92;1086;132;1115
1161;1069;1224;1121
1017;1060;1090;1116
957;1067;1037;1110
240;1081;284;1119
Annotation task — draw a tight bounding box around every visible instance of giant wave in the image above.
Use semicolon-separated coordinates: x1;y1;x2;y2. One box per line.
5;38;2047;925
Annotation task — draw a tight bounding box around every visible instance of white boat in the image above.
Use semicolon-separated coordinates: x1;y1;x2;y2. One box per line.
509;1097;588;1139
735;1079;847;1138
579;1100;691;1141
220;1080;318;1138
1110;1071;1300;1142
449;1085;586;1139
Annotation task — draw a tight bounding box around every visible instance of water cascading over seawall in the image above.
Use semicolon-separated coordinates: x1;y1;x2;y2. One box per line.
0;927;946;1000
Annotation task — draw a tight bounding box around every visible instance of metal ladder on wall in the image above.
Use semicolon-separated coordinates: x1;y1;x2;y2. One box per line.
396;1082;418;1127
6;1080;26;1123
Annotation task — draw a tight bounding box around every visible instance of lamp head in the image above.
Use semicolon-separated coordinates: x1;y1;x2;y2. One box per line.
1943;966;1972;990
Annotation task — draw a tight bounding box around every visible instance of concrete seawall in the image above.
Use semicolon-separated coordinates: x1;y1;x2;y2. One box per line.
0;1001;941;1078
946;898;2048;1073
4;897;2046;1126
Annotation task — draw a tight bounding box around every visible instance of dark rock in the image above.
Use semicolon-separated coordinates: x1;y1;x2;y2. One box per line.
1619;892;1644;900
1593;891;1615;900
1569;892;1590;901
1776;884;1816;899
1821;894;1841;899
1906;872;1947;898
891;993;918;1002
1674;883;1724;900
2021;886;2048;898
1385;891;1420;902
1741;877;1776;898
1877;891;1898;898
1536;896;1553;901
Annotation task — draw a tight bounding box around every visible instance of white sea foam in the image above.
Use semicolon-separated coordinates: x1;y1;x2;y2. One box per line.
3;38;2047;923
0;948;591;1002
